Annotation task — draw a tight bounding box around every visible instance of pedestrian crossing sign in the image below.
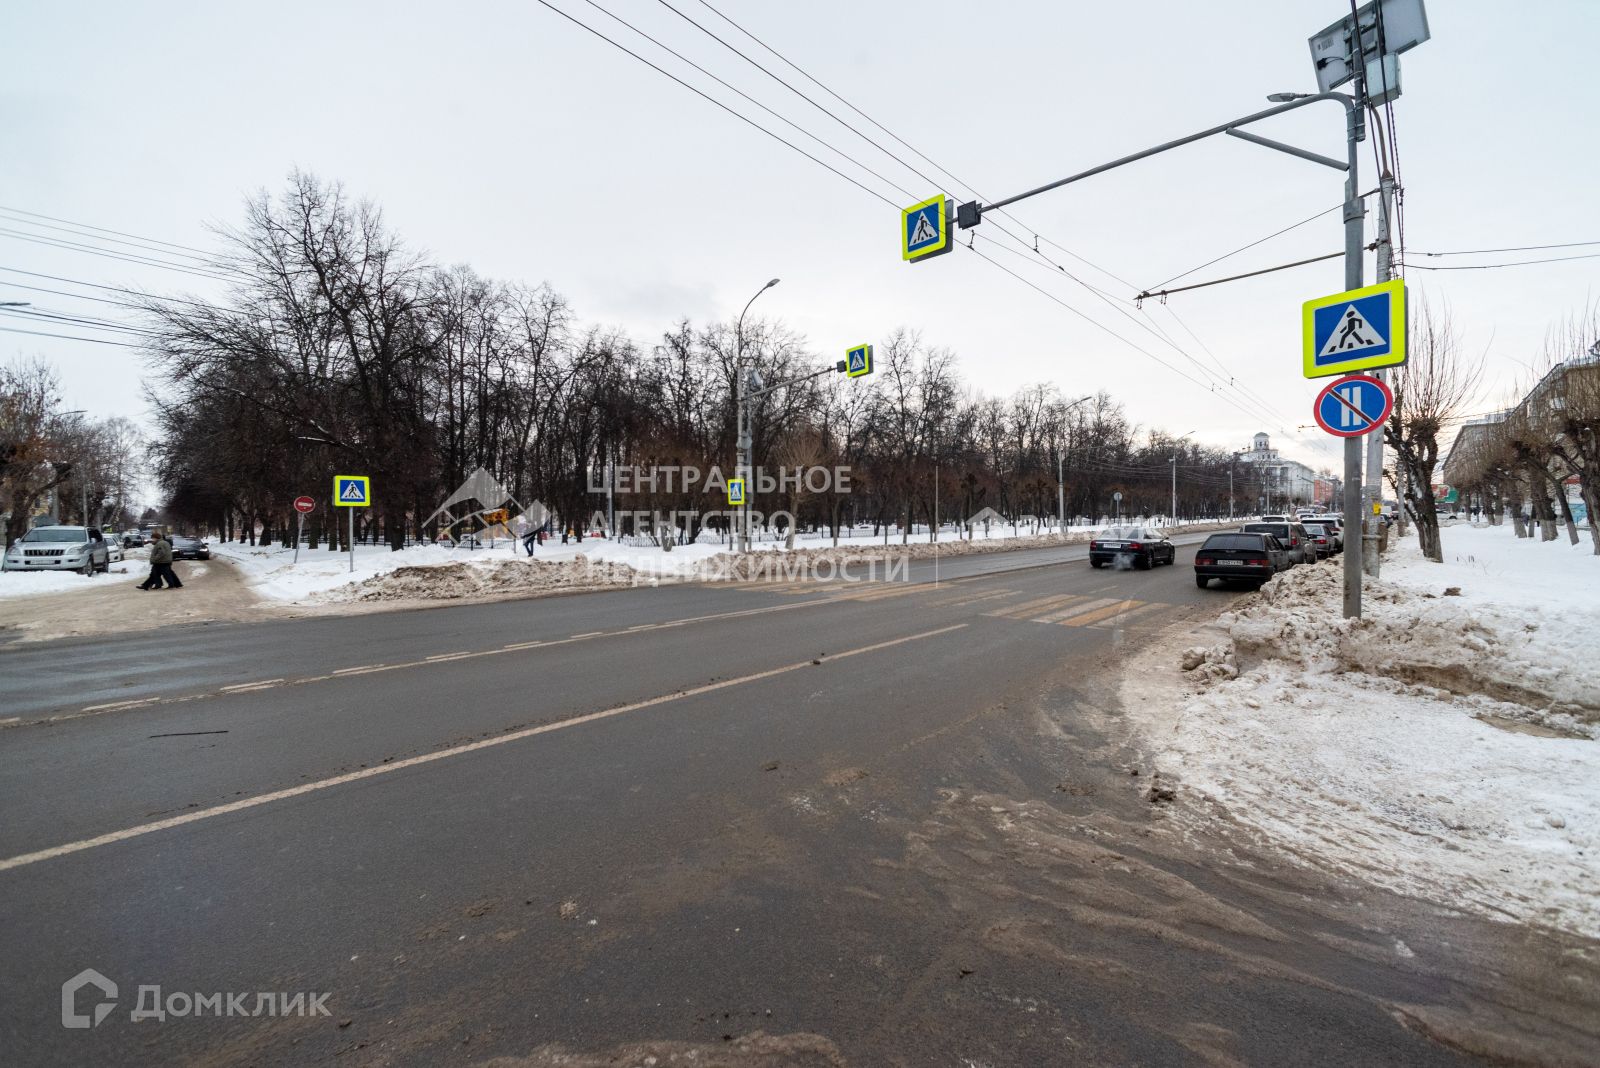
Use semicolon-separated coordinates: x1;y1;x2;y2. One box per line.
727;477;746;507
1302;278;1407;378
333;475;371;508
902;195;951;263
846;343;873;378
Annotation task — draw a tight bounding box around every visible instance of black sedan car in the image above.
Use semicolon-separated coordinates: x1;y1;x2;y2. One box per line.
169;534;212;561
1089;525;1175;569
1193;532;1289;589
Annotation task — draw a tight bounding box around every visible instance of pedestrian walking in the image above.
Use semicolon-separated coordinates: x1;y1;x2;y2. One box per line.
138;531;184;590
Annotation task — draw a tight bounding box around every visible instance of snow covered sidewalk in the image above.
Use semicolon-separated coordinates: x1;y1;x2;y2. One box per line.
1129;524;1600;938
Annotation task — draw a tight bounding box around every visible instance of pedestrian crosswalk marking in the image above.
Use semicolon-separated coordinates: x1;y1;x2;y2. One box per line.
929;588;1021;608
1317;304;1384;356
1054;598;1143;627
1035;596;1122;623
984;593;1090;620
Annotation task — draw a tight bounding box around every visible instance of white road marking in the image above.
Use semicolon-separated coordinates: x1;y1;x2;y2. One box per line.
0;623;967;873
63;597;844;718
79;697;161;713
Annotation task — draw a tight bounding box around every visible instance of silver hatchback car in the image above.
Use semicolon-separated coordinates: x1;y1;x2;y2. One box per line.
1;525;113;575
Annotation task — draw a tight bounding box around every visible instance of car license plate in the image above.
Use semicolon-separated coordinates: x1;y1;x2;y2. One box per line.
1220;559;1244;566
1102;542;1124;549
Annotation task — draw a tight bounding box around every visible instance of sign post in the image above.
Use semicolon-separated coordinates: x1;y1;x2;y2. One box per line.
333;475;371;574
292;495;315;564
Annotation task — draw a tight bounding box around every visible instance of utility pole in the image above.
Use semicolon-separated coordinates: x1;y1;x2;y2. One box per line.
1338;90;1367;619
927;89;1367;614
1365;170;1398;577
1170;456;1177;526
1228;454;1236;522
1055;395;1092;536
734;279;779;553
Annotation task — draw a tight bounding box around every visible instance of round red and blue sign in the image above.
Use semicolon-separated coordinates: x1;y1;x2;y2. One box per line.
1312;373;1393;438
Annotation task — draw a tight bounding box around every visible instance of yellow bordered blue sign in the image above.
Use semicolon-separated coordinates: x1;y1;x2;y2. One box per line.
902;195;951;263
333;475;371;507
727;478;746;507
846;343;873;378
1302;278;1407;379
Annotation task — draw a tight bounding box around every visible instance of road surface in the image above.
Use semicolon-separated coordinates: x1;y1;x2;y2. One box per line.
2;540;1593;1065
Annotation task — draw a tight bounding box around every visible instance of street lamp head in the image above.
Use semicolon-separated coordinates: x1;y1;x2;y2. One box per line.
765;278;780;289
1267;92;1307;102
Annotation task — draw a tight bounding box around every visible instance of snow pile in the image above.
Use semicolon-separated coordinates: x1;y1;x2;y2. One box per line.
0;570;106;600
1138;525;1600;937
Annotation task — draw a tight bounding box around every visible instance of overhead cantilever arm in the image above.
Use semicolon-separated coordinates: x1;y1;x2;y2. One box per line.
961;91;1358;223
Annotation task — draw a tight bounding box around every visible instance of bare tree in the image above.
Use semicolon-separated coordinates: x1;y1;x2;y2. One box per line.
1384;300;1480;562
1540;306;1600;554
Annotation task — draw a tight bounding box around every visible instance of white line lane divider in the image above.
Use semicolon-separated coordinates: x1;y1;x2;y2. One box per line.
44;596;844;726
0;623;968;874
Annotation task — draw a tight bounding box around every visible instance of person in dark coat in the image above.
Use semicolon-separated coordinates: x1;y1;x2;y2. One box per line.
139;532;183;590
136;532;166;590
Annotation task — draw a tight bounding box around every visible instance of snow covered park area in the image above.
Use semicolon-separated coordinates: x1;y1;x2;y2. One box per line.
1132;523;1600;938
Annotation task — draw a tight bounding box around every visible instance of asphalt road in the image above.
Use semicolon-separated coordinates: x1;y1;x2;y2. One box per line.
1;541;1591;1066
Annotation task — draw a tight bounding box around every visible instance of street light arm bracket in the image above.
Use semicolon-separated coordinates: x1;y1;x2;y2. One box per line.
970;91;1356;219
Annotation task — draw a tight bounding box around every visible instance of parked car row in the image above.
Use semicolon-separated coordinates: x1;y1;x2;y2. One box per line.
1193;512;1345;590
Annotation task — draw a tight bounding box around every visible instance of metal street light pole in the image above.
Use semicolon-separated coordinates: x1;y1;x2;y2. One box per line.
1365;169;1398;577
1056;395;1092;536
946;89;1365;615
1170;429;1197;527
735;278;779;554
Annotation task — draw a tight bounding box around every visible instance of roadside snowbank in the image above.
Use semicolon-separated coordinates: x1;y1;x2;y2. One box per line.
0;570;106;600
1132;524;1600;937
216;520;1243;605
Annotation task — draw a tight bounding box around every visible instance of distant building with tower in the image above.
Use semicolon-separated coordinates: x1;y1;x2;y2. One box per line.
1240;433;1322;511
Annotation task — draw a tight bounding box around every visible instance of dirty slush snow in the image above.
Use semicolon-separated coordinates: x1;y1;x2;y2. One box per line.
1129;526;1600;938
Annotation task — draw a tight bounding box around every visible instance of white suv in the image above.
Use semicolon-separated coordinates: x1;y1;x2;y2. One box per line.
1;526;112;575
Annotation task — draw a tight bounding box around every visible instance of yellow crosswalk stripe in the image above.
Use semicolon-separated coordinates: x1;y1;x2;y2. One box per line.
1092;602;1167;629
985;593;1090;620
930;588;1021;608
1035;596;1123;623
840;582;925;601
1055;598;1144;627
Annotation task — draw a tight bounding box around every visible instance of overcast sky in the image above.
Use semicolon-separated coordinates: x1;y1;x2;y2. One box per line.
4;0;1597;481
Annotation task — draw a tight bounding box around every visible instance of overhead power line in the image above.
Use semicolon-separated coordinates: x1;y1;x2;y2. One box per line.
0;227;238;283
536;0;1326;447
686;0;1137;296
0;324;139;346
1411;240;1600;256
1136;252;1344;301
1141;201;1347;293
530;0;897;208
0;211;223;266
1402;252;1600;272
0;204;219;257
575;0;916;203
0;265;227;312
